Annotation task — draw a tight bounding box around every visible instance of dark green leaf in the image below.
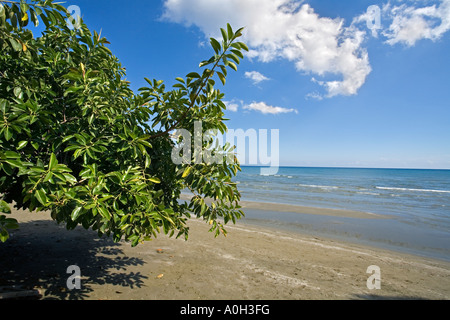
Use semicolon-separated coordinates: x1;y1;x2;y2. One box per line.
4;127;13;141
227;23;234;40
0;201;11;214
49;153;57;170
217;72;226;85
8;38;22;52
186;72;201;79
210;38;221;54
0;228;9;243
220;28;228;42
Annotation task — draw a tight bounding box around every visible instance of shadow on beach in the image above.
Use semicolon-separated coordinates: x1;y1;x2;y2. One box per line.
353;293;429;300
0;219;148;300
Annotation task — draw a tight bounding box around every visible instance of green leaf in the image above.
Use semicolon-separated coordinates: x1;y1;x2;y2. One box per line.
62;135;75;143
227;23;234;41
17;140;28;150
71;206;83;220
148;177;161;184
217;72;226;86
210;38;221;54
63;173;77;184
8;38;22;52
227;61;238;71
0;228;9;243
0;4;5;21
31;142;39;150
199;60;211;68
182;166;192;178
98;206;111;220
3;218;19;230
4;159;24;169
186;72;201;79
0;201;11;214
234;27;245;38
4;127;12;141
20;2;30;14
49;153;57;170
237;42;249;51
145;156;151;168
231;49;244;59
220;28;228;42
43;171;53;182
35;189;48;206
30;8;39;27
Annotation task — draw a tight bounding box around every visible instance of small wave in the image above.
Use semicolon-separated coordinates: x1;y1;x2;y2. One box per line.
376;187;450;194
273;174;294;178
297;184;339;190
357;192;381;196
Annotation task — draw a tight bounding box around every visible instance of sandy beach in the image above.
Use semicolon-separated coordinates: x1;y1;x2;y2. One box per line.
0;205;449;300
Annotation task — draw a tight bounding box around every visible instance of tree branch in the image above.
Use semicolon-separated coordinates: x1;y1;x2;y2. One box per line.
148;49;229;140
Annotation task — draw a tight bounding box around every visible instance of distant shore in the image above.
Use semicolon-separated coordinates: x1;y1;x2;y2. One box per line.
0;205;449;300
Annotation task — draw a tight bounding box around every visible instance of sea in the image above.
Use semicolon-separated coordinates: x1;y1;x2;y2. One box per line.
233;166;450;261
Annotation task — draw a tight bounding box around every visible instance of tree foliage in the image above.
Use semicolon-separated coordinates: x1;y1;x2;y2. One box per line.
0;0;247;245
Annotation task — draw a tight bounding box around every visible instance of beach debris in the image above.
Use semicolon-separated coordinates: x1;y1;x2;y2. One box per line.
156;249;164;254
156;274;164;279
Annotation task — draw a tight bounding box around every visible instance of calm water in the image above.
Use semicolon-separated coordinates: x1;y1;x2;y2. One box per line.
234;166;450;261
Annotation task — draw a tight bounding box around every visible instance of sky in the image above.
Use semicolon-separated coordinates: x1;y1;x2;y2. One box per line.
61;0;449;169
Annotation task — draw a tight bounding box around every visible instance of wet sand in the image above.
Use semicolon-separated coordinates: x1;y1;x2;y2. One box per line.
180;194;388;219
0;206;449;300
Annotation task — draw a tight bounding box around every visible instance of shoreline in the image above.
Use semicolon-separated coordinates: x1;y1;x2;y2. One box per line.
180;193;388;219
180;194;449;262
0;206;449;300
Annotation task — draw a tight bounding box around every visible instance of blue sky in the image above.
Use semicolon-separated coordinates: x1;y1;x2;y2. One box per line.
63;0;449;169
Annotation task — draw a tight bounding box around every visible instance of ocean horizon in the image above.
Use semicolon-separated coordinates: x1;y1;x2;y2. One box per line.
231;166;450;261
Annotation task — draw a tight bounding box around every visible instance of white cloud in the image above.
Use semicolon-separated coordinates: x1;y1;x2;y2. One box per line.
161;0;372;98
306;91;324;101
243;102;298;115
352;0;450;47
244;71;270;84
162;0;450;98
382;0;450;46
224;100;240;112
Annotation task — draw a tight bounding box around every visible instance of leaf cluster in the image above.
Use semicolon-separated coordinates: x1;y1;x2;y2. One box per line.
0;1;246;245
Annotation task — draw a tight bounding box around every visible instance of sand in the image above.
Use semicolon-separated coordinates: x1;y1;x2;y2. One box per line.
0;206;449;300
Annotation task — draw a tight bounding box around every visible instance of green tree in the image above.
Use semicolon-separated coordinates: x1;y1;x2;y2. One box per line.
0;0;247;246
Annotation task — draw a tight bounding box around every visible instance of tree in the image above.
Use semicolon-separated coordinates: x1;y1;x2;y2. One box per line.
0;0;247;246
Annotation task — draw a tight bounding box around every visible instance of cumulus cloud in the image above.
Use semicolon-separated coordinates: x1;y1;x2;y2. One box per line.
224;100;240;112
352;0;450;47
243;102;298;115
244;71;270;84
161;0;372;98
382;0;450;46
162;0;450;98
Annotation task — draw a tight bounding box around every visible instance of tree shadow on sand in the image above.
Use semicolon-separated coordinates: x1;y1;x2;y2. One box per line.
0;219;148;299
